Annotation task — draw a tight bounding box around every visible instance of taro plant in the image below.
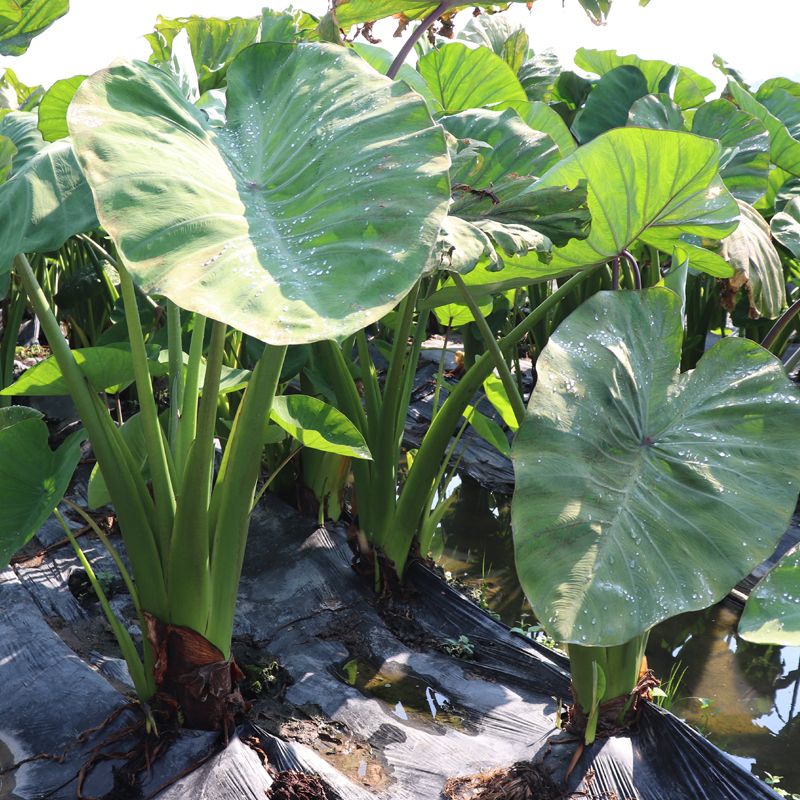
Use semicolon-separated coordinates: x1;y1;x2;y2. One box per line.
512;286;800;745
0;39;453;730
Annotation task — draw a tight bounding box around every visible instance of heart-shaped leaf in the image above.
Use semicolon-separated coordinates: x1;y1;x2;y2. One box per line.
270;395;371;459
739;547;800;646
68;44;450;345
418;42;527;115
512;288;800;646
0;406;84;568
533;127;739;277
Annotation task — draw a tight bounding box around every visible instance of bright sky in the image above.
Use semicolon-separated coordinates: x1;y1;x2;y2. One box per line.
0;0;797;92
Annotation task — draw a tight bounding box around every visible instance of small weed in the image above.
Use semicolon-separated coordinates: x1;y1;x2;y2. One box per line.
651;661;688;712
689;697;722;738
14;344;49;359
443;571;501;621
441;635;475;660
68;569;119;607
241;660;282;698
509;619;566;656
763;772;800;798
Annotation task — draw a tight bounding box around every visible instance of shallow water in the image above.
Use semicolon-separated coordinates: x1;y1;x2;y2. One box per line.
432;474;800;795
331;654;473;732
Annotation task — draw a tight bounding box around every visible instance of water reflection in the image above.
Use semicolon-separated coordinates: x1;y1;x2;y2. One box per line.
432;477;800;794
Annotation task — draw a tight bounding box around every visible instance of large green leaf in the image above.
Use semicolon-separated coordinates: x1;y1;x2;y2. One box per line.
502;99;576;157
0;110;44;173
0;2;21;32
771;196;800;258
418;42;527;114
260;7;306;43
271;394;371;459
0;134;14;184
88;411;150;509
0;136;98;274
68;44;450;345
512;288;800;646
713;54;749;87
0;0;68;57
627;93;687;132
727;80;800;177
0;406;84;568
720;199;785;318
37;75;86;142
458;12;528;72
427;216;499;276
757;77;800;101
756;85;800;140
674;66;717;111
328;1;530;29
441;108;561;188
516;51;561;104
1;343;167;396
145;15;261;94
753;166;794;215
739;547;800;646
350;41;440;115
432;292;492;327
572;65;649;144
533;127;738;277
462;403;511;458
450;177;590;249
574;48;715;110
690;99;769;206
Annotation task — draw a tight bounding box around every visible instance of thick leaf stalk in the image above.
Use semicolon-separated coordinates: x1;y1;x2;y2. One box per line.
13;253;169;627
568;632;650;745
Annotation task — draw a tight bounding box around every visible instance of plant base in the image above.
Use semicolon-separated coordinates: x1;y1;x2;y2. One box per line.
565;669;659;741
145;613;251;734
